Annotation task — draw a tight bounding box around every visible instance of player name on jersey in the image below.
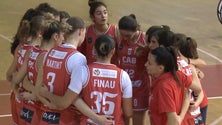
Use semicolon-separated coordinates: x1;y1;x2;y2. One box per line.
94;79;116;89
46;59;62;69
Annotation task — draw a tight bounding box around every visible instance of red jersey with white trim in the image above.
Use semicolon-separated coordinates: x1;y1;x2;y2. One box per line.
17;43;33;69
27;46;47;85
19;46;48;125
43;45;77;96
79;24;118;64
117;31;149;98
177;56;192;78
41;44;78;125
149;71;192;125
177;56;203;125
81;63;124;125
27;46;48;105
15;43;34;125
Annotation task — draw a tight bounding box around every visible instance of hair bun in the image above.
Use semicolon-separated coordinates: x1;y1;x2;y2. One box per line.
129;14;136;19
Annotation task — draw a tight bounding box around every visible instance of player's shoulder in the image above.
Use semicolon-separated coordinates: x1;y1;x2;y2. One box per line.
70;51;87;64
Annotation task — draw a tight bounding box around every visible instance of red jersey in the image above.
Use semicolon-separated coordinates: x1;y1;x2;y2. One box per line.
18;47;48;125
79;24;118;64
43;45;78;96
17;43;33;69
177;56;192;78
14;43;33;125
117;31;149;107
149;71;192;125
27;46;48;106
177;56;204;125
81;63;124;125
27;46;47;85
41;45;78;125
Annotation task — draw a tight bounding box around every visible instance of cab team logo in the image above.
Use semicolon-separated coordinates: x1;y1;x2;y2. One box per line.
217;0;222;24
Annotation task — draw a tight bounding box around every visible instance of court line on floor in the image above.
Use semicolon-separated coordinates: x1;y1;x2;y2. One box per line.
197;48;222;63
209;115;222;125
0;114;11;118
1;114;222;124
0;93;10;96
0;34;12;42
208;96;222;99
1;33;222;122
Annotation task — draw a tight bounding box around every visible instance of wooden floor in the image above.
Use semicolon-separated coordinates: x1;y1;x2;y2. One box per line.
0;0;222;125
1;77;222;125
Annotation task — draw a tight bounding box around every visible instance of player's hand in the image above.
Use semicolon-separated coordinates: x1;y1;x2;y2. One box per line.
175;115;182;125
134;44;149;57
14;88;23;101
45;102;58;110
196;68;204;79
38;84;48;97
189;101;198;111
94;115;114;125
20;91;36;101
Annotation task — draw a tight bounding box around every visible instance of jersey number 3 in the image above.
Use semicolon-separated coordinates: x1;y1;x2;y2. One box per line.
47;72;56;92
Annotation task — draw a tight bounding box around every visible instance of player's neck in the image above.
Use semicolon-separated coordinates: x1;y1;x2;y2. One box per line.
94;23;108;35
40;41;54;51
128;31;139;44
96;58;111;64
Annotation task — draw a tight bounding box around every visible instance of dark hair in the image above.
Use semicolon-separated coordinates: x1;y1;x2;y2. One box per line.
35;3;59;17
149;28;174;47
146;25;170;36
29;16;47;38
19;8;44;23
151;46;181;86
10;8;44;55
16;20;30;42
10;38;19;55
42;20;65;42
94;34;115;57
63;17;85;38
89;1;107;18
59;11;70;21
17;15;47;39
88;0;101;6
146;25;170;44
118;14;140;32
173;33;199;59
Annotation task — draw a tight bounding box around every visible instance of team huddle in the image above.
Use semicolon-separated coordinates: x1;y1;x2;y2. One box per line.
6;1;208;125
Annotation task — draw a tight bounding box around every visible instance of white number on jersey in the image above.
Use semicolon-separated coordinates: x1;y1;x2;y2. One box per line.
46;72;56;92
28;72;34;84
125;69;135;78
90;91;117;115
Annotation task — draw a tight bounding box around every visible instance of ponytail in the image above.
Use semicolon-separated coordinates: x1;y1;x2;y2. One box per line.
95;34;115;58
17;20;30;42
166;46;181;86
